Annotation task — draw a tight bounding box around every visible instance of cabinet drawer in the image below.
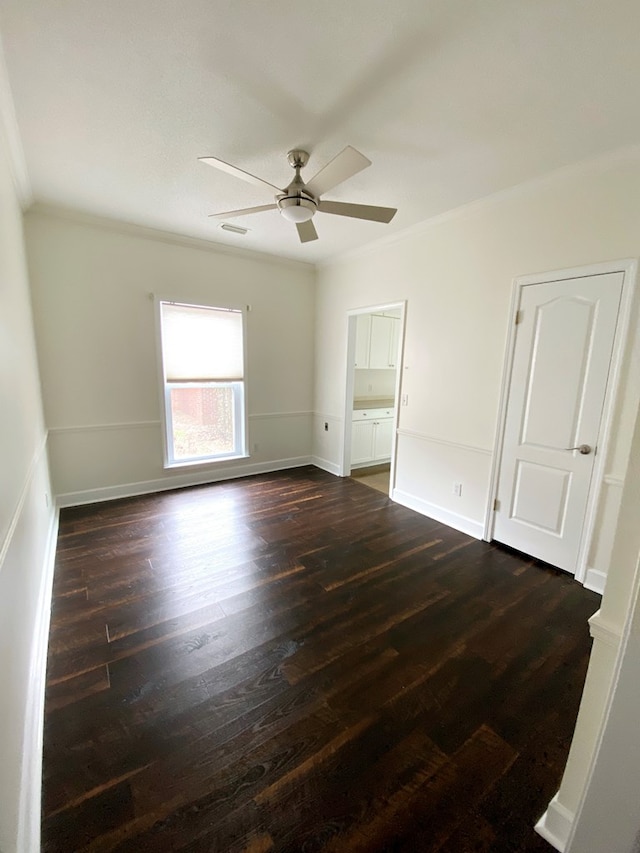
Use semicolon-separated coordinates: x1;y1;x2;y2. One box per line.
352;408;394;421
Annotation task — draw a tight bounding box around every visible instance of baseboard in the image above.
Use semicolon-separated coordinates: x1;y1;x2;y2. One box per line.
584;567;607;595
391;488;484;539
534;793;575;852
588;609;622;649
17;505;59;853
310;456;342;476
350;457;391;470
56;456;313;507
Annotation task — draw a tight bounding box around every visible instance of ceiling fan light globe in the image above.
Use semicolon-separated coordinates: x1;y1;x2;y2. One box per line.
277;196;316;223
282;206;314;223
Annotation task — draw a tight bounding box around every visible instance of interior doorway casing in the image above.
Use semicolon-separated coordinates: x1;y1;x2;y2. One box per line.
341;302;407;494
485;259;638;584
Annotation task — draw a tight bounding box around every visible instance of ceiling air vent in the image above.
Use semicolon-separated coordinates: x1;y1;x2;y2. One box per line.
219;223;248;235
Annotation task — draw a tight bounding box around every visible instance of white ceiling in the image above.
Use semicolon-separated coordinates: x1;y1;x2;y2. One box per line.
2;0;640;264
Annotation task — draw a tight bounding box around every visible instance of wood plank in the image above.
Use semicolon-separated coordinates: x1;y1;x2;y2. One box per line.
42;467;600;851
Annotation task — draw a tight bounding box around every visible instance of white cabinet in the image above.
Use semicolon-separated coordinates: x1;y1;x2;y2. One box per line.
389;317;400;368
369;315;397;369
373;417;394;458
351;408;395;466
355;314;400;370
354;314;372;368
351;420;376;464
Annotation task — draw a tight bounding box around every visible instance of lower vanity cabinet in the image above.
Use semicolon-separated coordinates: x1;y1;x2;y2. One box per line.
373;417;394;459
351;408;394;466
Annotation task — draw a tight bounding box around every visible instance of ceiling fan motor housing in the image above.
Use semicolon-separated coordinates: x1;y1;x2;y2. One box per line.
278;151;317;221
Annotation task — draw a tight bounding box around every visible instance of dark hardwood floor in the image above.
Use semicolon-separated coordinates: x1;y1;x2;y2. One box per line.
43;467;599;852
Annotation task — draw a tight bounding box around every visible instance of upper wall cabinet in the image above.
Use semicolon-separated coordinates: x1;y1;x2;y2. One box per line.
355;313;400;369
370;314;399;369
354;314;372;369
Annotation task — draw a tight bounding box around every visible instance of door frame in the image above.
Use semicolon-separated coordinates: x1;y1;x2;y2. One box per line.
484;258;638;583
340;301;407;494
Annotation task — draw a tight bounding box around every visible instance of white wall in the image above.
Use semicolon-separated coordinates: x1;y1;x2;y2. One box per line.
314;148;640;569
24;208;316;504
353;368;397;400
0;83;55;852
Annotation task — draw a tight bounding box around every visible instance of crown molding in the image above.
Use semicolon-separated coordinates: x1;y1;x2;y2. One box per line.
0;33;32;209
25;201;316;274
319;144;640;270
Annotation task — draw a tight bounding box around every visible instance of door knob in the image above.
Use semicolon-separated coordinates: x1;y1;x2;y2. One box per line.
565;444;592;455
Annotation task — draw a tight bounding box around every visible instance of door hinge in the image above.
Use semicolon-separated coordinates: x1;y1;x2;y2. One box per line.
493;498;500;511
515;310;523;325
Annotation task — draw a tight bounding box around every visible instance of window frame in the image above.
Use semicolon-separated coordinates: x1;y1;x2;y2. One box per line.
155;297;249;469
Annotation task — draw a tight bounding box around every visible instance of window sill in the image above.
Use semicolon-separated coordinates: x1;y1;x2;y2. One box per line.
164;453;250;471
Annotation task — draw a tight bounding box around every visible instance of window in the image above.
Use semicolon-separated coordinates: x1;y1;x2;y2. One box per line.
158;301;246;466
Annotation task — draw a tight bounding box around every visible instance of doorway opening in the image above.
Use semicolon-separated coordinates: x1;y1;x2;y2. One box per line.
342;302;406;497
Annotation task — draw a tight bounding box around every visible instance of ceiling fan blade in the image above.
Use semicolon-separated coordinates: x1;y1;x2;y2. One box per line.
306;146;371;197
199;156;283;193
208;204;278;219
318;200;397;223
296;220;318;243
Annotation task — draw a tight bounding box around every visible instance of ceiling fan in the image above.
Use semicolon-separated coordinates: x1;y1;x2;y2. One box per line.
199;146;397;243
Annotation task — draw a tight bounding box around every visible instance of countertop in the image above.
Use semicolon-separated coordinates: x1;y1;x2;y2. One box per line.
353;398;395;410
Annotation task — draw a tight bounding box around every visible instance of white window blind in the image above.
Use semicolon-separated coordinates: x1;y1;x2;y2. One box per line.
160;302;244;382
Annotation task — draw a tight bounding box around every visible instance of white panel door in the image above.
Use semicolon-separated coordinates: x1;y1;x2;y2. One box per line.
493;272;623;573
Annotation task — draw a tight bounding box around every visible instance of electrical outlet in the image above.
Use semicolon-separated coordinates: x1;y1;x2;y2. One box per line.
402;394;409;406
453;482;463;497
253;442;259;452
